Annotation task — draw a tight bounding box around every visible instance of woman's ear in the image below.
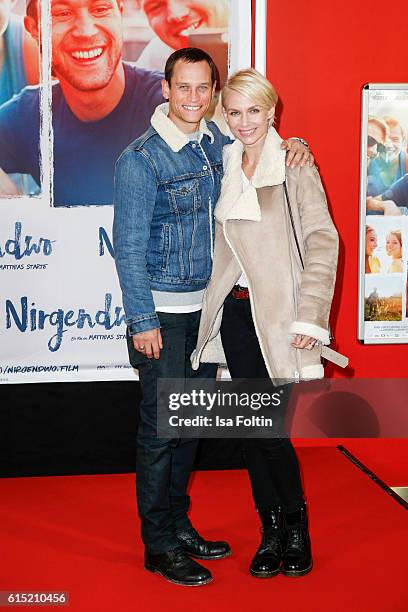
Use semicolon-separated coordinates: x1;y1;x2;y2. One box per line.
267;105;276;125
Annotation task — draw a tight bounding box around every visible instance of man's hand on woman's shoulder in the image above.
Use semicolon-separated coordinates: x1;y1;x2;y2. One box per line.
281;138;314;169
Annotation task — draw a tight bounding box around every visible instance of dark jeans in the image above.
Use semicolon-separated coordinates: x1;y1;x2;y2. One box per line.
220;294;305;513
127;311;217;554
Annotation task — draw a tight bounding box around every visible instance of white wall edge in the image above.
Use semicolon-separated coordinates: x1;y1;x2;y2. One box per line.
229;0;252;72
254;0;267;75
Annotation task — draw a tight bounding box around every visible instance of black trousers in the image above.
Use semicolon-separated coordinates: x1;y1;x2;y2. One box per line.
220;294;305;513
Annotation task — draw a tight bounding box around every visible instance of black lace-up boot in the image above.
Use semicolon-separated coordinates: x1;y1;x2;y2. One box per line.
176;527;231;560
281;504;313;577
249;508;285;578
145;547;213;586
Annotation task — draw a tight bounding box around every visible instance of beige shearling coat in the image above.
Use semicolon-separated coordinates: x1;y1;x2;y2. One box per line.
191;127;340;383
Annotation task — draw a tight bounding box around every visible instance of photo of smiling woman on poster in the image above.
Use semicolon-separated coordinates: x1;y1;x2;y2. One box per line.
364;218;405;275
365;225;381;273
386;229;403;273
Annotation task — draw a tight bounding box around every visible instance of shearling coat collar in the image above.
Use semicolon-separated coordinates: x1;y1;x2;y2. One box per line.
215;127;286;223
151;102;215;152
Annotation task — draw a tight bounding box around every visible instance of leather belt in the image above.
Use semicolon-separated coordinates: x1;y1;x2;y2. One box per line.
231;285;249;299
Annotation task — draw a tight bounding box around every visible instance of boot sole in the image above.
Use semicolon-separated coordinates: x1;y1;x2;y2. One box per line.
145;564;213;586
250;567;281;578
188;549;232;560
281;561;313;577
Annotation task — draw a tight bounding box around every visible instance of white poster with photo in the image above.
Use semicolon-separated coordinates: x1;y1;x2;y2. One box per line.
359;84;408;343
0;0;254;383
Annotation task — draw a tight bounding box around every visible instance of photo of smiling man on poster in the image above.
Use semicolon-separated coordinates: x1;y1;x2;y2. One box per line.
0;0;231;206
135;0;229;78
0;0;165;206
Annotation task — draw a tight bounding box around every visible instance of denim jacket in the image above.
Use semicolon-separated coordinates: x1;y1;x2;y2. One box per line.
113;103;230;335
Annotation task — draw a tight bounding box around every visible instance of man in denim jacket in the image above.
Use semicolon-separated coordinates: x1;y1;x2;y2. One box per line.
113;48;312;586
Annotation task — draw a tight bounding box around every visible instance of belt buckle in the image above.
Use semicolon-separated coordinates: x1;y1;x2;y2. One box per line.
231;285;249;299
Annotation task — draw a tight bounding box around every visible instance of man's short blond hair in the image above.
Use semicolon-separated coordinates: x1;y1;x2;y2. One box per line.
222;68;278;110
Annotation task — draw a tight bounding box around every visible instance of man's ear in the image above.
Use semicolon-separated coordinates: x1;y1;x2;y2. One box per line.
24;15;39;43
161;78;170;100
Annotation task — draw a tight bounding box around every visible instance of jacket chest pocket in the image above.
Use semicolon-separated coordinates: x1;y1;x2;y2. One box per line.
165;179;201;215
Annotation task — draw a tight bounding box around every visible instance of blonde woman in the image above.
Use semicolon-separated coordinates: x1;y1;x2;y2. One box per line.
386;230;403;273
365;226;381;273
192;69;340;578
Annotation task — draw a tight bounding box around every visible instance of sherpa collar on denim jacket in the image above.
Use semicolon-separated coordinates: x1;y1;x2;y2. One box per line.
151;102;215;152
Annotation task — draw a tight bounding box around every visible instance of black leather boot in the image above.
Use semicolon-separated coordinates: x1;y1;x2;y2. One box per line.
176;527;231;560
281;504;313;577
249;508;285;578
145;548;213;586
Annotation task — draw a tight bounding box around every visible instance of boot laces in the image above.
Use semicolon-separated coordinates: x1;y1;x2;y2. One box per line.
287;524;307;550
171;547;189;564
260;526;281;554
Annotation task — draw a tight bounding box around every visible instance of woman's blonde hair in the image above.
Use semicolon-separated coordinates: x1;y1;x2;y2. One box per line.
387;229;402;247
222;68;278;111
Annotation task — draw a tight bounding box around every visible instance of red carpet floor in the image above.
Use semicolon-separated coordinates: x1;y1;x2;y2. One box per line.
1;447;407;612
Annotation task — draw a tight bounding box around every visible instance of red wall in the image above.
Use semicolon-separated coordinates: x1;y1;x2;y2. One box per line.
266;0;408;378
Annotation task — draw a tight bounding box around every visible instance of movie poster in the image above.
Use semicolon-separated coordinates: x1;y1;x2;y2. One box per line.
0;0;252;383
359;84;408;343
